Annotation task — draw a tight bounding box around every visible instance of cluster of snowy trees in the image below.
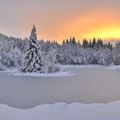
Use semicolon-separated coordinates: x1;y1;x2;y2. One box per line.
0;25;120;72
57;38;113;65
0;34;24;70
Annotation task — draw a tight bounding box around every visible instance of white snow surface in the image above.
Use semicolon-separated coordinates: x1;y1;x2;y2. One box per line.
60;64;120;71
0;65;120;119
11;69;74;77
9;65;104;77
0;101;120;120
60;64;106;69
107;65;120;71
10;65;120;77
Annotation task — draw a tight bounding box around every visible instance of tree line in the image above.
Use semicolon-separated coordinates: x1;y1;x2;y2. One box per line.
0;25;120;73
62;37;112;50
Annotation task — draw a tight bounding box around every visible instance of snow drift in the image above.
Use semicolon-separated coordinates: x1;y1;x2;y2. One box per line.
0;101;120;120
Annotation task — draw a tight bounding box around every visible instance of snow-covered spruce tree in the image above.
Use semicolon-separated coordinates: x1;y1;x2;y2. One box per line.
21;25;43;73
112;42;120;65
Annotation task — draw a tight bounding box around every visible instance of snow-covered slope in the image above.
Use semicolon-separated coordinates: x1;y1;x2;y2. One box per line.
0;101;120;120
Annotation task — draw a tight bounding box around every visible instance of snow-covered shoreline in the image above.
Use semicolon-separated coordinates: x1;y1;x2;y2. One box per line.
1;100;120;120
61;64;120;70
3;65;120;78
12;70;74;77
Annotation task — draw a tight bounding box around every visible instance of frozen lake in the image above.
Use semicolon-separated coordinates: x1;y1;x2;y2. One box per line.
0;66;120;109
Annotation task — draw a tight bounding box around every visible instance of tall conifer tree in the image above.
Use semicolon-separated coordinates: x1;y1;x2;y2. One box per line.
21;25;43;72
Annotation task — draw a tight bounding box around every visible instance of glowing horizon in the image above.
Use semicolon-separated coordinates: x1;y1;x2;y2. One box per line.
0;0;120;43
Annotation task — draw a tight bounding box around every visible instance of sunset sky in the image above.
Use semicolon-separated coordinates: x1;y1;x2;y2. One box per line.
0;0;120;43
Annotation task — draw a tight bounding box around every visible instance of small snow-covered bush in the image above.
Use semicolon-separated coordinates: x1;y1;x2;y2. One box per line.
41;53;59;73
112;42;120;65
0;62;6;71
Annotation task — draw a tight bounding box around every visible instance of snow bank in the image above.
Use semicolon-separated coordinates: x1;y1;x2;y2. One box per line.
61;64;120;71
11;69;74;77
60;64;105;69
0;101;120;120
107;65;120;71
4;65;120;78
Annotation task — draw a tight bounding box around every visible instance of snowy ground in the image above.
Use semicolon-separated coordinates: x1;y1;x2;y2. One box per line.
61;64;120;70
12;68;74;77
10;64;120;77
0;65;120;119
1;101;120;120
